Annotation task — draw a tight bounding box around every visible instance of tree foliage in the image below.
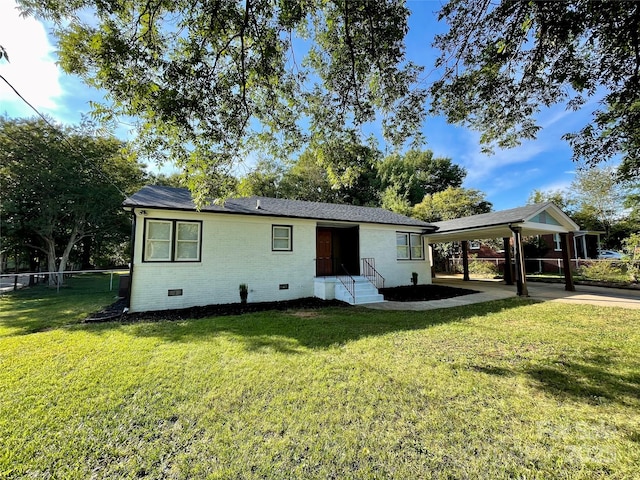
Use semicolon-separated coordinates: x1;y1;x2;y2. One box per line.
431;0;640;179
378;149;466;206
236;147;467;209
527;189;575;213
0;117;145;282
412;186;492;223
17;0;426;203
529;166;639;248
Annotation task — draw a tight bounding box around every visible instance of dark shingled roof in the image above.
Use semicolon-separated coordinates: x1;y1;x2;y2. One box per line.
433;203;555;233
124;185;435;229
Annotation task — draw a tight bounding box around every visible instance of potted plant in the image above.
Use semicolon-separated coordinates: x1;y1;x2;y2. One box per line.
239;283;248;304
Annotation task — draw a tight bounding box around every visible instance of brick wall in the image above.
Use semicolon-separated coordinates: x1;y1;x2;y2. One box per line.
129;209;432;312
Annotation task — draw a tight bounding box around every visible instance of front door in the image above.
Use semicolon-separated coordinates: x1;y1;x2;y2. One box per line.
316;228;333;276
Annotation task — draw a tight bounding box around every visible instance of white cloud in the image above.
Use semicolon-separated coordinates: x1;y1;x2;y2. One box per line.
0;1;63;115
458;132;548;184
536;179;573;194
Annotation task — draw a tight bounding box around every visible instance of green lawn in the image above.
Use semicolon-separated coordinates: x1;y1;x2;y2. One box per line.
1;276;639;479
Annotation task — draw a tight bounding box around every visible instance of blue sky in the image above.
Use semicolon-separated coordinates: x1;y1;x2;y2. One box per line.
0;0;597;210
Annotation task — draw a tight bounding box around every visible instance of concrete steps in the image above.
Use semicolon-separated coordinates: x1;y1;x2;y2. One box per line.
335;276;384;305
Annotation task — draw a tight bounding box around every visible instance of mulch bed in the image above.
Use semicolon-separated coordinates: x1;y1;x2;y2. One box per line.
380;284;479;302
85;285;481;323
85;297;348;323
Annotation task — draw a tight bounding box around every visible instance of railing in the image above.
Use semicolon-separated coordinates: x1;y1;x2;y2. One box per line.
361;258;384;289
447;257;637;275
337;264;356;304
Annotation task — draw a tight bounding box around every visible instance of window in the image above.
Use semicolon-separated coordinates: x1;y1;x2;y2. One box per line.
396;233;409;259
176;222;200;260
553;233;562;251
272;225;292;251
470;241;481;250
144;219;201;262
397;232;424;260
145;220;172;261
410;233;424;259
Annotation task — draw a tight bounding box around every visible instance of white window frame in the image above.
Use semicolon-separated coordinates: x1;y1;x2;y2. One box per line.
272;225;292;251
144;220;173;262
397;232;424;260
143;219;201;262
175;221;202;261
553;233;562;251
470;241;481;250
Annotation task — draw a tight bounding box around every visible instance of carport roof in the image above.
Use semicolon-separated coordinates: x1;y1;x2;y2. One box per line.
427;202;580;242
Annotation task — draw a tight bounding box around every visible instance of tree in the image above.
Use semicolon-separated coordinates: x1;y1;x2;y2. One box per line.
18;0;426;204
527;189;575;214
313;138;381;206
0;118;145;284
378;149;466;206
413;187;492;223
278;152;339;203
236;160;284;198
147;172;185;188
529;167;639;248
431;1;640;179
570;166;628;241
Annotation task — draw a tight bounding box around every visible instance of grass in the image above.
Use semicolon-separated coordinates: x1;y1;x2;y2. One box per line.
1;276;640;478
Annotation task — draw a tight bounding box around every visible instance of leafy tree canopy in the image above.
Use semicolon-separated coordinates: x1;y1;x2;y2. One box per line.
527;189;576;214
431;0;640;179
412;186;492;223
17;0;426;204
378;149;466;206
529;166;639;248
0;117;145;281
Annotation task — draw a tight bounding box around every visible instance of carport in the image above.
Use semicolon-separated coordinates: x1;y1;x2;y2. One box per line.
424;202;580;296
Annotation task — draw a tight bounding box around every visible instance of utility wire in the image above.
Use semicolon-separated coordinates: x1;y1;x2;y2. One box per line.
0;72;128;198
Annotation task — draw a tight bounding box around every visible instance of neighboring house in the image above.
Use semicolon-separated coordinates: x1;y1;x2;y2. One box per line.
123;185;436;312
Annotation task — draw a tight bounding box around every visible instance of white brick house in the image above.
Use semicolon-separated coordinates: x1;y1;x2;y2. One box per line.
123;186;436;313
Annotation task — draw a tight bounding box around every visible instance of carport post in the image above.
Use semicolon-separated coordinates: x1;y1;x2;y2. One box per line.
461;240;470;281
502;237;514;285
560;232;576;292
509;226;528;297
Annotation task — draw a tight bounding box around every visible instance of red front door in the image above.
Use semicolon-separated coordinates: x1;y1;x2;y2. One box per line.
316;228;333;276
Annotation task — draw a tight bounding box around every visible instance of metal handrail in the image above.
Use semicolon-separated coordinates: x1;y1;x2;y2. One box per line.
337;264;356;303
361;258;385;289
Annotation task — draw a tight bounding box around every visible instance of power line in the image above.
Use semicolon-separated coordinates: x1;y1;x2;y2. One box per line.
0;73;128;198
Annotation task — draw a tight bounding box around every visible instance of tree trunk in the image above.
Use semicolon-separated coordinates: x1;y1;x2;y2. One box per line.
81;236;93;270
57;227;82;285
44;238;58;287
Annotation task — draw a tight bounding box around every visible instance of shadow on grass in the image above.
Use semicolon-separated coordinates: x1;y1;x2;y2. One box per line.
0;274;119;336
524;359;640;407
115;298;528;351
473;354;640;407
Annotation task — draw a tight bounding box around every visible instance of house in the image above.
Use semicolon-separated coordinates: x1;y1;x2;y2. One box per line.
123;185;436;312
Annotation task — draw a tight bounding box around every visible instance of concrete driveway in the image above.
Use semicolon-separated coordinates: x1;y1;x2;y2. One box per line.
364;275;640;311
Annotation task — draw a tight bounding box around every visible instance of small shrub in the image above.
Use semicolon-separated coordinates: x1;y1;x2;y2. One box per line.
576;261;629;283
468;259;498;278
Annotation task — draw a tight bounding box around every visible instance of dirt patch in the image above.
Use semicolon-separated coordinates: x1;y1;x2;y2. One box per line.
288;311;322;318
380;284;479;302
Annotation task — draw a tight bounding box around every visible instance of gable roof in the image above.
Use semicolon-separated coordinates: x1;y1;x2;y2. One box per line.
123;185;435;229
427;202;580;242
